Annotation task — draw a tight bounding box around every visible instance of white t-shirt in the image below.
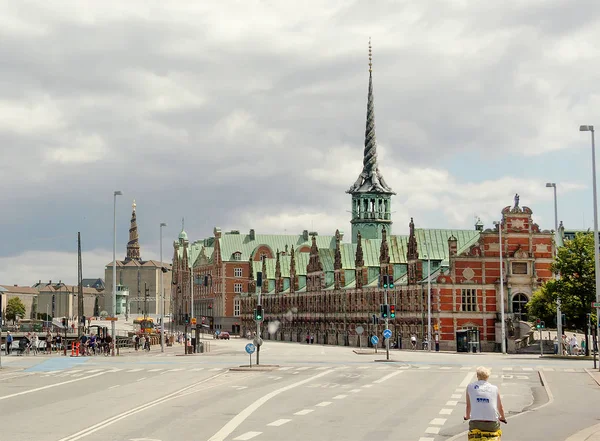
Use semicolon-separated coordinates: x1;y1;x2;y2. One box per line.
467;380;499;421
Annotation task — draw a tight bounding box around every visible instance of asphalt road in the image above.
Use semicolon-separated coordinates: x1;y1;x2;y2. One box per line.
1;339;598;441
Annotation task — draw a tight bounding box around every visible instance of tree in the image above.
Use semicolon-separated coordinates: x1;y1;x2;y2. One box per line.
528;232;597;331
5;297;26;324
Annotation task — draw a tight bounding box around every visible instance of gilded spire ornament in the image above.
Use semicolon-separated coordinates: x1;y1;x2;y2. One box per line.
125;199;141;262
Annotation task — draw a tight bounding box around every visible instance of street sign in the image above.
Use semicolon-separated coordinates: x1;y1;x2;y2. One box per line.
215;330;221;336
371;335;379;346
355;326;364;335
253;337;263;347
383;329;392;339
105;317;118;321
191;318;197;325
245;343;256;354
592;302;600;308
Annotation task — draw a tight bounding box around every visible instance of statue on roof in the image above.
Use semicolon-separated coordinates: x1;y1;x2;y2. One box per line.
514;193;520;209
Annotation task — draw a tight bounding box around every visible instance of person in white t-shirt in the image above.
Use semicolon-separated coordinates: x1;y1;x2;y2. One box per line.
464;366;507;433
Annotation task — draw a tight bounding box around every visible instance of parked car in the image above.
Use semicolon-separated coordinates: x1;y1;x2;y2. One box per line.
218;331;230;340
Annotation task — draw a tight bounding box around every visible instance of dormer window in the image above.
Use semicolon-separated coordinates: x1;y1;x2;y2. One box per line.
232;252;242;261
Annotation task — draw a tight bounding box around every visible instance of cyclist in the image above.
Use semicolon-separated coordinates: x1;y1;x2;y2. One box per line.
464;366;507;440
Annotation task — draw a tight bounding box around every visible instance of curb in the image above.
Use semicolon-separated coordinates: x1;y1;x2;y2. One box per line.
565;423;600;441
585;369;600;387
229;365;280;372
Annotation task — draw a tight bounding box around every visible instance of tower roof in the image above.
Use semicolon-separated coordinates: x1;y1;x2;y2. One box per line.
125;199;141;262
347;39;394;196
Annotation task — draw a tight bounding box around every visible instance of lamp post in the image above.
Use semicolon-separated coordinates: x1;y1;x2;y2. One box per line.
493;220;507;354
546;182;563;343
160;222;167;353
424;242;432;351
112;190;122;356
580;125;600;370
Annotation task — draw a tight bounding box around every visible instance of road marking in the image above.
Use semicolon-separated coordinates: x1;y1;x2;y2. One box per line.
439;408;453;415
543;367;555;371
357;366;370;370
565;368;575;372
373;371;402;384
267;419;291;427
502;367;513;371
376;366;390;370
126;368;144;373
455;388;463;393
0;371;107;401
440;367;452;370
315;366;329;370
72;373;84;377
86;369;101;373
136;377;147;382
362;384;373;388
430;418;447;425
316;401;332;407
522;367;534;371
450;394;461;399
57;372;227;441
349;389;361;393
418;366;431;370
517;375;529;380
109;368;123;373
446;401;458;406
148;369;164;372
502;375;513;379
207;369;333;441
459;372;475;387
419;438;435;441
278;367;293;371
460;366;472;370
233;432;262;440
296;367;311;371
190;368;203;372
294;409;314;416
425;427;440;434
267;376;282;380
333;394;347;399
210;368;222;371
109;385;120;389
167;368;184;372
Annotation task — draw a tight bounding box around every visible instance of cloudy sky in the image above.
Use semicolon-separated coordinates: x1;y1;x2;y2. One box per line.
1;0;598;285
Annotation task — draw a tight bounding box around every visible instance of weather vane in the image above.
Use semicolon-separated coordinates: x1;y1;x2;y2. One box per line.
368;37;372;73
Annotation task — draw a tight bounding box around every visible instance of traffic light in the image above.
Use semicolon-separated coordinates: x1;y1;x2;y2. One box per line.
562;313;566;326
382;275;388;289
381;275;395;289
380;304;389;319
256;271;263;287
61;318;66;327
389;304;396;318
388;276;394;289
536;318;541;329
540;321;545;329
372;314;379;325
184;314;190;324
254;305;263;321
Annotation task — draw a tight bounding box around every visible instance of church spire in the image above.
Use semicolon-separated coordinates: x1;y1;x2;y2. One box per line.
348;39;394;195
125;199;141;262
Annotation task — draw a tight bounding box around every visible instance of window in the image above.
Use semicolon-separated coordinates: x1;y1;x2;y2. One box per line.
512;293;529;320
512;262;528;275
260;253;267;261
461;289;477;312
234;299;240;316
234;283;243;293
232;252;242;260
234;267;243;277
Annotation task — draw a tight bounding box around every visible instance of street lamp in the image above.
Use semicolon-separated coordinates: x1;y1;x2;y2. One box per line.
580;125;600;368
493;220;507;354
546;182;563;341
424;242;432;351
112;190;122;356
160;222;167;353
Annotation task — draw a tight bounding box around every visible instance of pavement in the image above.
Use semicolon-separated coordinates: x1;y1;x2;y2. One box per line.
1;339;600;441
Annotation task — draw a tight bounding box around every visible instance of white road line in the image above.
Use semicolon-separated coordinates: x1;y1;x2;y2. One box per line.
373;371;402;384
460;366;472;370
294;409;314;416
148;368;164;372
0;371;107;401
502;367;513;371
440;367;452;370
109;385;120;389
209;368;222;371
296;367;311;371
439;409;453;415
233;431;263;440
316;401;332;407
451;394;461;399
522;367;534;371
267;419;291;427
72;374;83;377
136;377;147;382
126;368;144;373
455;388;463;393
190;368;204;372
86;369;101;373
349;389;361;393
459;372;475;388
446;401;458;406
362;384;373;388
167;368;184;372
419;438;435;441
543;368;555;372
517;375;529;380
109;368;122;373
207;369;333;441
315;366;329;370
278;367;293;371
336;366;350;370
333;395;347;399
425;427;440;434
430;418;447;425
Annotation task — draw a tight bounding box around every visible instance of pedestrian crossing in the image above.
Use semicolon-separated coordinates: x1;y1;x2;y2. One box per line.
21;363;586;378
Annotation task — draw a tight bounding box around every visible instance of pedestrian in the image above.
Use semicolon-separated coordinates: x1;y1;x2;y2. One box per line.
435;333;440;352
464;366;507;439
6;331;12;355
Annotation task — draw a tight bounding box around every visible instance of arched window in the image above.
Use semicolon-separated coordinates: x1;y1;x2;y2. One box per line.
512;293;529;321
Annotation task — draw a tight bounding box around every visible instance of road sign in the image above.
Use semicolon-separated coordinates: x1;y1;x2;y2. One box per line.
355;326;364;335
105;317;118;321
215;330;221;336
592;302;600;308
245;343;256;354
191;318;197;325
383;329;392;339
253;337;263;347
371;335;379;346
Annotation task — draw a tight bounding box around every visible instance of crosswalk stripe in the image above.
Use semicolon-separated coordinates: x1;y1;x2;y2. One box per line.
278;367;293;371
190;368;204;372
296;367;311;371
315;367;329;370
440;367;452;370
126;368;144;373
148;368;163;372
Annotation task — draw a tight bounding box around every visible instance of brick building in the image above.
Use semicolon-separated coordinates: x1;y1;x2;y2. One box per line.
170;48;555;350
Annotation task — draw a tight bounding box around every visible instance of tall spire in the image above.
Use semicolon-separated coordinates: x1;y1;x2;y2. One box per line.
348;39;394;195
125;199;141;262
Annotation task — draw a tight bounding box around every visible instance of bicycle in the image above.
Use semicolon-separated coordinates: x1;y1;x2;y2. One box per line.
463;417;506;440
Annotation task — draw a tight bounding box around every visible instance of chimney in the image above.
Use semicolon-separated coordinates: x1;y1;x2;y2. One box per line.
448;235;458;257
302;230;309;241
249;229;255;240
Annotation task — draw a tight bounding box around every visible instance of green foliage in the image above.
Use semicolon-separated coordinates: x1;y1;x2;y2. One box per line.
5;297;26;323
528;232;597;330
